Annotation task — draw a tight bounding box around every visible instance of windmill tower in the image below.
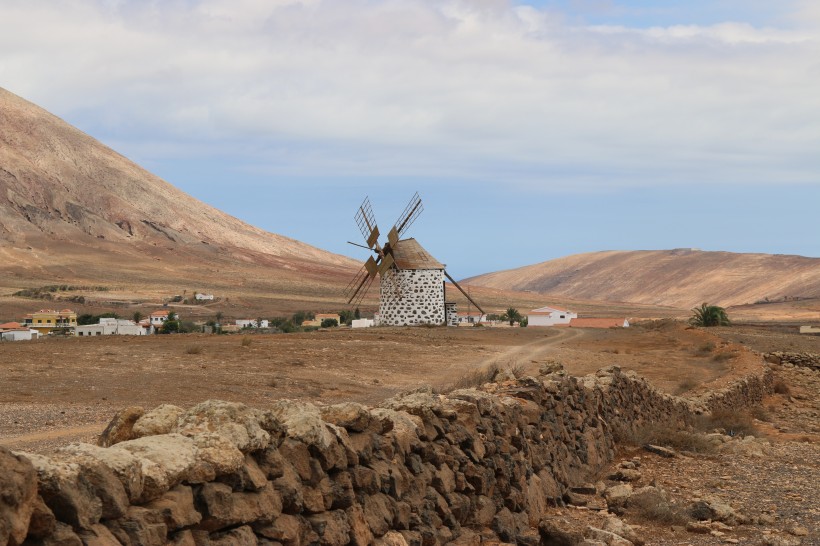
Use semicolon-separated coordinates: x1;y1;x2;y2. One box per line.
344;193;484;326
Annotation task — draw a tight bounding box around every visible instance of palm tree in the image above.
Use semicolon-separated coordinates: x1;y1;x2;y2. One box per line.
689;303;730;327
501;307;522;326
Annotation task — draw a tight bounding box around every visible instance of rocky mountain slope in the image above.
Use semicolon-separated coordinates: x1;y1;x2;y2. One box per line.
0;87;358;302
464;249;820;309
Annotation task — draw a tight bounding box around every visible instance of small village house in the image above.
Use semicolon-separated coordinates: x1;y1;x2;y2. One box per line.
149;310;171;326
0;322;40;341
457;311;486;325
527;306;578;327
236;319;269;329
195;293;214;301
22;309;77;334
75;318;147;336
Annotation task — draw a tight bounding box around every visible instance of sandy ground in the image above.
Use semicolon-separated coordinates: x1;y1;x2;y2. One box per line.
0;322;768;452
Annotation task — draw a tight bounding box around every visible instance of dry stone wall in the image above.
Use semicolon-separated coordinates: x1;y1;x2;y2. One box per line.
764;351;820;371
1;366;772;546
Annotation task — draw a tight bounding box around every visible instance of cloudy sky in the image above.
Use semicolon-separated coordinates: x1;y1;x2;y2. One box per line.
2;0;819;277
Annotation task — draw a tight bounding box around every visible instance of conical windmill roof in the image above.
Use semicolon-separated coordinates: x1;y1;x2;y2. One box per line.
391;238;444;270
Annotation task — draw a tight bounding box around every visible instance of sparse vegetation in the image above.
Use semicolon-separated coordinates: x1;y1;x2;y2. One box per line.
321;318;339;328
697;408;757;437
613;423;716;453
500;307;522;326
696;341;716;354
185;345;202;355
712;351;736;363
77;312;119;326
628;493;690;525
450;364;500;390
241;336;253;347
674;377;699;395
689;303;730;327
773;379;791;395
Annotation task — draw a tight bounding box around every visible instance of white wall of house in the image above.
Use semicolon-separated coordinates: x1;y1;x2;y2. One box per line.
195;293;214;301
351;319;375;328
527;306;578;326
77;319;146;336
236;319;269;328
1;329;39;341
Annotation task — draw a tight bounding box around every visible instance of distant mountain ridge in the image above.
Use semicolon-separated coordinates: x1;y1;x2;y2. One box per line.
0;86;358;298
463;249;820;309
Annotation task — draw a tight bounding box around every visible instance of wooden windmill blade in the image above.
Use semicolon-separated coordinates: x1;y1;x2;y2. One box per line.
392;192;423;240
344;256;379;304
354;197;381;250
350;273;376;307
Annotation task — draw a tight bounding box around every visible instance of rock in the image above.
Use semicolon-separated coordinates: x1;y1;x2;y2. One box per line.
254;513;319;545
570;483;598;495
98;406;145;447
111;434;200;502
346;504;373;546
611;469;642;482
320;403;373;432
132;405;185;438
218;453;269;492
175;400;271;452
143;485;201;531
787;525;809;537
539;516;585;545
192;433;246;477
643;444;677;458
586;526;634;546
308;510;351;546
21;452;103;531
604;484;633;514
757;513;777;525
690;496;742;525
603;516;643;546
25;495;57;540
373;531;409;546
210;525;259;546
197;482;282;532
78;523;124;545
39;521;84;546
104;505;167;546
268;400;337;451
762;534;803;546
686;521;712;534
0;447;37;546
57;443;145;503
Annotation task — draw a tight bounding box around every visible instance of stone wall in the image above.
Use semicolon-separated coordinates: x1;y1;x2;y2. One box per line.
380;269;445;326
1;365;772;546
764;351;820;371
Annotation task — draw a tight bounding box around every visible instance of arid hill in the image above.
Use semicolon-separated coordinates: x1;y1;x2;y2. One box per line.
0;87;361;309
463;249;820;309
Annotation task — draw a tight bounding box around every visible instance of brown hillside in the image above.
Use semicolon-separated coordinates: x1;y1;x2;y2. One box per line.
0;86;362;309
463;249;820;309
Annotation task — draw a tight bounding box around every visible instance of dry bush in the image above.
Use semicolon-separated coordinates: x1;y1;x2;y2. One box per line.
267;378;277;388
612;423;715;453
674;378;699;395
773;379;791;395
750;405;771;422
185;345;202;355
508;361;525;378
450;364;500;390
241;336;252;347
696;342;716;354
712;351;735;363
697;408;757;437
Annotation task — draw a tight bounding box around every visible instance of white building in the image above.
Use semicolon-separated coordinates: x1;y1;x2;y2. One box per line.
76;318;147;336
351;318;375;328
195;293;214;301
527;305;578;327
236;319;269;328
1;329;40;341
456;311;486;325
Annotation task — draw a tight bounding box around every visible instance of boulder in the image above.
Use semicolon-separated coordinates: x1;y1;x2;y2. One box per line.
320;403;373;432
110;434;200;502
98;407;145;447
175;400;271;453
132;405;185;438
57;444;145;503
268;401;336;451
104;505;167;546
197;482;282;532
192;432;246;477
143;485;201;531
209;524;259;546
0;447;37;546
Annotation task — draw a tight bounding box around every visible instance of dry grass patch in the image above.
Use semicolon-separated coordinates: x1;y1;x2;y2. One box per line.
450;364;500;390
185;345;202;355
697;408;758;437
241;336;252;347
629;494;691;526
773;379;791;395
613;423;715;453
674;377;699;395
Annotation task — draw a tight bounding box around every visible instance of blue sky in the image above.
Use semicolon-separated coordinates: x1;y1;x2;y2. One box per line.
2;0;819;278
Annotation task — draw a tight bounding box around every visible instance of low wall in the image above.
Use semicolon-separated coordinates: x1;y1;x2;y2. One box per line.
0;365;772;546
765;351;820;371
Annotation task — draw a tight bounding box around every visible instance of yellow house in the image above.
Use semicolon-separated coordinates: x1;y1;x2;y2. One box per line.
23;309;78;334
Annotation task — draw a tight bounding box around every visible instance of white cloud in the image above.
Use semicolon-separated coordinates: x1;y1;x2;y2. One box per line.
1;0;818;189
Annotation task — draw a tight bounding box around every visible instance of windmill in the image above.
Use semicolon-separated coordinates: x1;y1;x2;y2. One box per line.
344;193;485;326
